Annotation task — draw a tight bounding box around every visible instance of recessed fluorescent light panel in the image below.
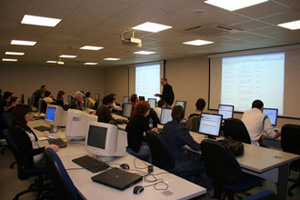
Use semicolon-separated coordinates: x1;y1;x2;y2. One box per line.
134;51;156;55
21;14;61;27
5;52;25;56
80;46;104;50
183;39;214;46
11;40;37;46
278;20;300;30
59;55;77;58
204;0;268;11
104;58;121;61
2;58;18;62
84;62;98;65
132;22;172;33
46;61;57;64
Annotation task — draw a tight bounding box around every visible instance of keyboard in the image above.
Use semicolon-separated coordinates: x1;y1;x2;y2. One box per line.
34;126;52;132
48;138;67;148
72;155;110;173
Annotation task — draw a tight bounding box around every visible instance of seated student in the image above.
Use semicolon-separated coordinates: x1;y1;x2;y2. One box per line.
43;90;54;104
162;105;214;196
242;100;281;146
0;91;13;115
5;96;20;113
54;90;68;110
129;94;138;117
126;101;156;163
69;91;84;111
85;92;96;108
96;95;127;124
153;100;166;121
9;104;59;169
32;85;47;108
188;98;206;118
109;93;122;112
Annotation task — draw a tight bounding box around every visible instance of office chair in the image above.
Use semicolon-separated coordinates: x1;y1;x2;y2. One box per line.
44;148;83;200
40;100;48;114
201;139;261;200
0;112;11;155
20;94;25;104
224;118;251;144
281;124;300;196
242;190;276;200
185;116;200;132
4;129;50;200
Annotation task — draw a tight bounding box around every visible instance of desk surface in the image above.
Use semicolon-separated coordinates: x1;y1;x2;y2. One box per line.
29;120;206;200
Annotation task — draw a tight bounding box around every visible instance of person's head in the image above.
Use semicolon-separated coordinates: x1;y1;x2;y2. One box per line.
136;101;150;117
74;91;83;102
57;90;65;100
85;92;91;98
3;91;13;102
172;105;185;122
9;96;19;106
157;100;166;108
108;93;117;102
196;98;206;111
103;95;114;107
160;78;168;86
11;104;32;128
252;100;264;111
41;85;47;92
130;94;138;103
44;90;51;97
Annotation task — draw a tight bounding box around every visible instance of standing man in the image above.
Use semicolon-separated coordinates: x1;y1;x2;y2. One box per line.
155;78;175;106
32;85;47;108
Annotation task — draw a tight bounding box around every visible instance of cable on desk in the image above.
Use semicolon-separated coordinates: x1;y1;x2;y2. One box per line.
143;173;169;190
133;157;149;169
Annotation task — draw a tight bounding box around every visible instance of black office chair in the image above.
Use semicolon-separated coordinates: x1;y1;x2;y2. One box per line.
224;118;251;144
0;113;11;154
201;139;261;200
44;148;83;200
185;116;201;132
4;129;50;200
281;124;300;196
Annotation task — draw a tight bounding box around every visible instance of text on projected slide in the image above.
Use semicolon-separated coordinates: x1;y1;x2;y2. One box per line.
221;52;285;115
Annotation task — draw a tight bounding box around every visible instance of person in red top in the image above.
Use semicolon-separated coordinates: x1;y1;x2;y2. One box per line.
129;94;138;117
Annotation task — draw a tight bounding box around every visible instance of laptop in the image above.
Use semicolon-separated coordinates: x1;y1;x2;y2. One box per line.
91;168;143;191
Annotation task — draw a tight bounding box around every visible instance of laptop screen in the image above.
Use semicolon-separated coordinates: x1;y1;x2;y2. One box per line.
148;98;156;108
263;108;278;126
199;113;222;137
122;96;129;104
218;104;234;119
175;101;187;110
123;103;133;118
160;108;172;124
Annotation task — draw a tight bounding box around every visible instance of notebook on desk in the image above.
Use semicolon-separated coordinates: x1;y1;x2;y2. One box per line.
91;168;143;191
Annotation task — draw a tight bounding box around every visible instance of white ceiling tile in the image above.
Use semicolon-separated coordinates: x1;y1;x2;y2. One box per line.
137;0;198;12
117;6;167;21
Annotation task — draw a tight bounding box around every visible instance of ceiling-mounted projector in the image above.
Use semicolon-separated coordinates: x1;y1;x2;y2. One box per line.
121;29;142;47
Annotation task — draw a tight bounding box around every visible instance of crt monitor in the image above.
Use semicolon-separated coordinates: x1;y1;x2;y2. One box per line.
199;113;222;138
122;96;129;104
123;103;133;118
263;108;278;126
175;101;187;110
65;109;98;140
218;104;234;119
160;108;173;125
85;121;127;157
148;98;156;108
45;105;67;126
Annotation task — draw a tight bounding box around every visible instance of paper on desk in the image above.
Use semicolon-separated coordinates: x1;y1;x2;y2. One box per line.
38;136;54;141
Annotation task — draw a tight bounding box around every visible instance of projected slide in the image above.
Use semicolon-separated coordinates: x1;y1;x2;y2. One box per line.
136;64;160;101
221;52;285;115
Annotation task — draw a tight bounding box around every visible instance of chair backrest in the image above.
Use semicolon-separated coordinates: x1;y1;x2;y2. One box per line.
185;116;201;132
224;118;251;144
1;112;11;128
40;100;48;114
281;124;300;155
44;148;80;200
201;139;241;183
146;131;174;170
20;94;25;104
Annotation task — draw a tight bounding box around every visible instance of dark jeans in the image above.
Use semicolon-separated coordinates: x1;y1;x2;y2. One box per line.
127;143;152;163
34;156;48;169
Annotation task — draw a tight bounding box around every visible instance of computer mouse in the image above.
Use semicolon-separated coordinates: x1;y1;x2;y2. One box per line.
133;185;144;194
120;163;130;170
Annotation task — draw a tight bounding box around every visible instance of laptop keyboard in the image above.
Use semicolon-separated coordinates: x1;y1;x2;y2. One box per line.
72;155;110;173
48;138;67;148
34;126;51;132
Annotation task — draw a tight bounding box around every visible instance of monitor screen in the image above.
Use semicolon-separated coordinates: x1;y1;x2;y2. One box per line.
87;125;107;149
46;106;56;122
123;96;129;104
139;96;145;101
218;104;234;119
263;108;278;126
199;113;222;137
175;101;187;110
148;98;156;108
123;103;133;118
160;108;173;124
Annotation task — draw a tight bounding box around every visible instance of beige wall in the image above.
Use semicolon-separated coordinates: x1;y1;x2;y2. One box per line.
0;65;104;102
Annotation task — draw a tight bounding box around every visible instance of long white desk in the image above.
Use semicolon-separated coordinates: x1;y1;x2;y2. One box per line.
29;120;206;200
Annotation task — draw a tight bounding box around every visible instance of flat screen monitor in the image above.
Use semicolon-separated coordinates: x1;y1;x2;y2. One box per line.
139;96;145;101
175;101;187;110
45;105;67;126
199;113;222;138
85;121;127;157
148;98;156;108
160;108;173;125
218;104;234;119
123;103;133;118
122;96;129;104
263;108;278;126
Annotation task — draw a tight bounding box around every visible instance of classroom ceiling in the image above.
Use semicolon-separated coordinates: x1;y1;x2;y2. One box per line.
1;0;300;68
